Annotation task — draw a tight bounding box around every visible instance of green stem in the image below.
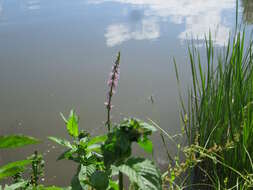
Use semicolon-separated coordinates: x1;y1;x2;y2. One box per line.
119;171;123;190
106;104;111;132
32;151;38;187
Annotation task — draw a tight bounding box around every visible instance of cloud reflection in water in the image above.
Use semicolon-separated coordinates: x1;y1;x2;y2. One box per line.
105;18;159;47
89;0;235;47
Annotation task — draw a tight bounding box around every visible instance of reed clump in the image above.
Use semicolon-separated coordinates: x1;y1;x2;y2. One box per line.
174;30;253;189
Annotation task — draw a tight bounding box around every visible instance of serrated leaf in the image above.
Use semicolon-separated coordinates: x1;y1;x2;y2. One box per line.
78;164;96;190
138;138;153;153
89;171;109;190
66;110;79;137
116;157;162;190
4;181;28;190
102;130;131;167
0;135;39;149
78;164;96;180
48;137;72;149
0;160;32;180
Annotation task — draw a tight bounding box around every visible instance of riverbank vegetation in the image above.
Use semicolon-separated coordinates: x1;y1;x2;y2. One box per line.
170;30;253;189
1;14;253;190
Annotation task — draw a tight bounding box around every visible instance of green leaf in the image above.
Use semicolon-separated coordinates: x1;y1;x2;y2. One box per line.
102;130;131;167
120;118;156;137
89;171;109;190
107;180;119;190
48;137;73;149
138;138;153;153
71;175;82;190
37;185;67;190
71;163;96;190
66;110;79;137
0;160;32;180
4;181;28;190
87;135;107;146
60;112;68;123
170;170;175;182
0;135;39;149
115;157;162;190
87;144;102;154
57;149;77;161
78;164;96;180
78;164;96;190
139;121;157;133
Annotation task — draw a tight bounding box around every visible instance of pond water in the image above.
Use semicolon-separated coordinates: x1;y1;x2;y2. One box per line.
0;0;252;186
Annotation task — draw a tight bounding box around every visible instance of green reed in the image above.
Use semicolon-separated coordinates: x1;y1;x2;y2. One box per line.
175;29;253;189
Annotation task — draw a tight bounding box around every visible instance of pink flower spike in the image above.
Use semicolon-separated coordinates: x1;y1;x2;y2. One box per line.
105;52;121;132
107;79;113;86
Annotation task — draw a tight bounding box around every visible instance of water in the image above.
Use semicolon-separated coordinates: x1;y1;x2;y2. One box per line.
0;0;252;186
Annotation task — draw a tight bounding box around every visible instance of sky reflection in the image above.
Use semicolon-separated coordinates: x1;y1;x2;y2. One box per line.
24;0;41;11
0;0;3;17
89;0;235;47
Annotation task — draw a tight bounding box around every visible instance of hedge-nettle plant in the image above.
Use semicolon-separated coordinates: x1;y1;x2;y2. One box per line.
47;53;162;190
105;52;120;132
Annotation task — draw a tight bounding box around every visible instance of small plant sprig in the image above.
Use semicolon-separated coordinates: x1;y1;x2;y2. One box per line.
29;151;44;187
105;52;121;132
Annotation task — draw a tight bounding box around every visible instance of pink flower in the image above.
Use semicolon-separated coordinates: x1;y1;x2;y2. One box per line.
105;52;121;131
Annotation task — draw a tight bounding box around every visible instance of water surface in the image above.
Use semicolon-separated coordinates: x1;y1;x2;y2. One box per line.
0;0;252;186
